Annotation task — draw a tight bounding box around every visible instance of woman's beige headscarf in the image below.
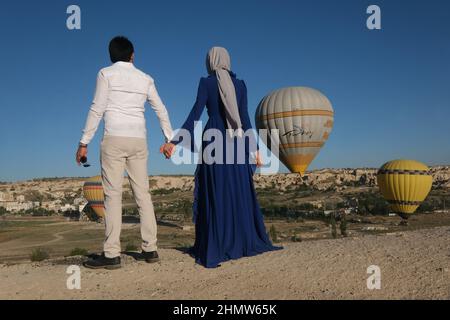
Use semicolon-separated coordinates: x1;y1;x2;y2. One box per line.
207;47;242;131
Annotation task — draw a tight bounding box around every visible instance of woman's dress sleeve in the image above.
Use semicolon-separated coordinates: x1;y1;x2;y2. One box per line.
239;80;259;153
171;78;208;150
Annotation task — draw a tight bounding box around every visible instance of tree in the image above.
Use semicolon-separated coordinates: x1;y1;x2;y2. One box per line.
340;212;348;237
330;213;337;238
269;225;278;243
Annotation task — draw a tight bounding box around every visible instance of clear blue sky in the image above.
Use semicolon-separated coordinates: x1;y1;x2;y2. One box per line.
0;0;449;181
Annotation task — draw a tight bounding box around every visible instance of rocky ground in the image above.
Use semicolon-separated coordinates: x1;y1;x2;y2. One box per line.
1;226;449;300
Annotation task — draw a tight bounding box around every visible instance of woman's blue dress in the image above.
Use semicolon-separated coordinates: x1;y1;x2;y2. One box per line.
173;72;282;268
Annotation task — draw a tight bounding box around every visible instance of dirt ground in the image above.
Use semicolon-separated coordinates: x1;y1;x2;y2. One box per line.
2;213;450;263
0;226;449;300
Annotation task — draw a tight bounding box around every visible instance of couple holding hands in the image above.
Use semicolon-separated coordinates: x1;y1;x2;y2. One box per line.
76;36;281;269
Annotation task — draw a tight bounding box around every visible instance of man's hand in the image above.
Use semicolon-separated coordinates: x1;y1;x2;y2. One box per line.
160;142;176;159
76;145;88;165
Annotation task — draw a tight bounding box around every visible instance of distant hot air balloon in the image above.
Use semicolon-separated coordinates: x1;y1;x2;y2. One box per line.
82;176;105;218
255;87;334;175
377;160;432;220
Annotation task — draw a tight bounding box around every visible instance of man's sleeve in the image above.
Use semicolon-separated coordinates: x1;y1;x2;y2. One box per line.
80;71;108;145
147;79;174;142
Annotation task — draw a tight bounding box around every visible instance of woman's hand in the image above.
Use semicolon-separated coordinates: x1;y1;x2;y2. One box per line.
255;151;263;168
160;143;176;159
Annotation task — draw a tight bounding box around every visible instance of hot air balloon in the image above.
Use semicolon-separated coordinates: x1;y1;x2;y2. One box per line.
82;176;105;218
255;87;334;175
377;160;432;220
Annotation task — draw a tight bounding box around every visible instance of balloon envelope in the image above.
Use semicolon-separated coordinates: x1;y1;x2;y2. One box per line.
82;176;105;218
377;159;432;216
255;87;334;175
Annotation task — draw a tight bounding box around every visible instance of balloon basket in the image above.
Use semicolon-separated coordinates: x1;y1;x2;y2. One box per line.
398;213;409;226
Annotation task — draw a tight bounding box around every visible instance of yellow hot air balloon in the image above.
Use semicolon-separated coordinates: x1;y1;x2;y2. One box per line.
377;160;432;219
82;176;105;218
255;87;334;175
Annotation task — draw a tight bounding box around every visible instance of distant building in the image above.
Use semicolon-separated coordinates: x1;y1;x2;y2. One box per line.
5;201;34;212
41;200;62;212
78;203;87;213
73;197;86;205
60;204;76;212
309;200;323;209
388;213;397;217
0;191;14;202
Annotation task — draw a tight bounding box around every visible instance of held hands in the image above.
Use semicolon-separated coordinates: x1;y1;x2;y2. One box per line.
160;142;176;159
255;151;263;168
158;143;261;165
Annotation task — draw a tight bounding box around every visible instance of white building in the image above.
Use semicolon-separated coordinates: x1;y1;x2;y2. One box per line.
79;203;87;213
73;197;87;205
309;200;323;209
42;200;62;212
0;191;14;202
60;204;76;212
5;201;34;212
388;213;397;217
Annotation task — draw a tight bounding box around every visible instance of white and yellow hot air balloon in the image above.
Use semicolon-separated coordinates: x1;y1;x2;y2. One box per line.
255;87;334;175
82;176;105;218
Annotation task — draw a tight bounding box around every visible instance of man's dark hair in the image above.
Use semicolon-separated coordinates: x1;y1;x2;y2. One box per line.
109;36;134;63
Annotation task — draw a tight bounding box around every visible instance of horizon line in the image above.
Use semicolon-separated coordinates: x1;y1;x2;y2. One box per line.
1;164;448;184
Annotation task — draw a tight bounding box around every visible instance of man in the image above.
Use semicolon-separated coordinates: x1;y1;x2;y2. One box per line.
76;36;175;269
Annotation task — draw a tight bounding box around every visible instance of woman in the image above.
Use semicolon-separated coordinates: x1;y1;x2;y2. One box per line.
162;47;281;268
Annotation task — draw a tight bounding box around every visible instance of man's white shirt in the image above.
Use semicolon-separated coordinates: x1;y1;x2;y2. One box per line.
80;61;173;145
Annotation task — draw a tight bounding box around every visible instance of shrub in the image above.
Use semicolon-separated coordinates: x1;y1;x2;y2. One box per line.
183;201;193;220
416;199;436;213
69;248;88;256
297;203;315;210
356;192;390;215
336;202;347;209
125;242;138;252
28;207;57;217
123;207;139;216
30;248;49;262
152;188;179;195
